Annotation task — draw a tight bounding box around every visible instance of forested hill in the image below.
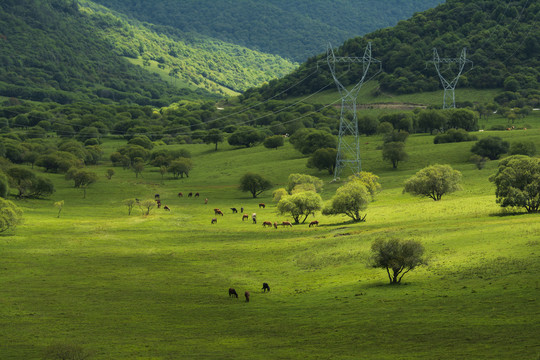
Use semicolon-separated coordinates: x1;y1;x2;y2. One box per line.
90;0;444;62
0;0;296;105
245;0;539;102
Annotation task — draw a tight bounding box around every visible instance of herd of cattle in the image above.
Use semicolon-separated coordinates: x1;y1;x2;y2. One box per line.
229;282;271;302
152;192;320;228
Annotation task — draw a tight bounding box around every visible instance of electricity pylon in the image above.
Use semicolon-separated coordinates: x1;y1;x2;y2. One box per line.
327;42;381;180
429;48;473;109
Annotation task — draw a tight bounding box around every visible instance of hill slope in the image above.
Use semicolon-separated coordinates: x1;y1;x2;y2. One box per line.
0;0;296;104
245;0;539;102
90;0;444;61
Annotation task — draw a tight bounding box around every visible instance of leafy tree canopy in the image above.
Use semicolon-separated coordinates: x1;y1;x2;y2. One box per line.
403;164;462;201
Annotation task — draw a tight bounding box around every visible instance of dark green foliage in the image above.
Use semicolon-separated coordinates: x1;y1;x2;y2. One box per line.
383;131;409;144
382;142;408;169
128;136;154;150
434;129;478;144
471;136;509;160
307;148;337;175
490;155;540;213
0;197;23;233
370;238;426;284
509;141;536;156
263;135;285;150
65;168;98;198
91;0;442;62
358;115;379;136
228;127;266;148
168;158;193;179
0;172;9;198
203;129;224;151
289;129;337;155
6;166;54;198
239;172;272;198
446;109;479;131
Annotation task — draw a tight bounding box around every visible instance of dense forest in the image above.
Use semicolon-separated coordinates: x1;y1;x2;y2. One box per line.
90;0;444;61
0;0;295;104
246;0;539;107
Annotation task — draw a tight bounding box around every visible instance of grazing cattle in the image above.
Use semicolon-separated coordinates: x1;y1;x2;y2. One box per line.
194;192;200;198
163;205;170;211
155;194;160;199
281;221;293;227
214;208;224;216
230;208;238;214
240;207;244;213
156;199;161;208
309;220;319;227
262;221;272;227
188;192;193;197
252;213;257;224
211;218;217;224
204;198;208;204
259;203;265;209
177;192;183;197
262;283;270;292
242;214;249;221
229;288;238;298
273;222;278;229
244;291;250;302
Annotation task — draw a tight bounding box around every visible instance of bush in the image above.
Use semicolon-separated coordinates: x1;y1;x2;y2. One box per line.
434;129;478;144
370;238;426;284
471;137;509;160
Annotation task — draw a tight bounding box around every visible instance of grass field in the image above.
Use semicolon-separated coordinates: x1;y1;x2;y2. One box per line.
1;113;539;359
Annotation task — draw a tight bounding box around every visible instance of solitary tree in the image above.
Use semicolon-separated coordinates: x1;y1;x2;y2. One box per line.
307;148;337;175
348;172;382;199
370;238;426;284
203;129;224;151
105;169;115;180
277;191;322;224
263;135;284;150
323;180;370;222
54;200;64;218
66;169;98;198
140;199;156;216
0;197;23;233
123;198;137;215
490;155;540;213
239;173;272;198
471;136;509;160
168;158;193;179
403;164;462;201
382;142;408;169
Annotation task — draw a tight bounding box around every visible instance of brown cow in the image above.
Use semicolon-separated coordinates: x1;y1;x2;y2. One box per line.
163;205;170;211
273;222;278;229
242;214;249;221
309;220;319;227
178;192;183;197
211;218;217;224
244;291;250;302
259;203;265;209
204;198;208;204
262;221;272;227
214;208;224;216
281;221;293;227
229;288;238;298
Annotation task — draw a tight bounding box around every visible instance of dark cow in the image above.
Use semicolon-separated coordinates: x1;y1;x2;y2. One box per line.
155;194;160;200
262;221;273;227
163;205;170;211
240;207;244;213
194;192;200;198
211;218;217;224
242;214;249;221
230;208;238;214
281;221;293;227
259;203;265;209
252;213;257;224
262;283;270;292
309;220;319;227
156;199;161;208
229;288;238;298
244;291;250;302
178;192;183;197
273;222;278;229
188;192;193;197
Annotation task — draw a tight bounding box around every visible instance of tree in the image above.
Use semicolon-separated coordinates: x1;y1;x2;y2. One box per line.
307;148;337;174
286;173;323;193
168;158;193;179
132;160;144;178
263;135;284;150
228;126;265;148
403;164;462;201
0;172;9;198
239;172;272;198
105;169;115;180
54;200;64;218
382;142;408;169
323;180;370;222
123;198;137;215
66;168;98;198
203;129;224;151
0;197;23;233
140;199;155;216
290;129;337;155
509;141;536;156
277;191;322;224
471;137;509;160
6;166;35;198
348;172;382;199
489;155;540;213
370;238;426;284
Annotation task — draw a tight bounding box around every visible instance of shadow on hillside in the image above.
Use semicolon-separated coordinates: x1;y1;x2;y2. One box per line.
489;210;530;217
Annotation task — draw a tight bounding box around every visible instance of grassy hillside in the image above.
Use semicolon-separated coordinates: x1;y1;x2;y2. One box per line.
1;111;539;359
90;0;444;61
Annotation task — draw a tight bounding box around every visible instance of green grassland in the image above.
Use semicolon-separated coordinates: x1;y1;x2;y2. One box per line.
1;114;540;359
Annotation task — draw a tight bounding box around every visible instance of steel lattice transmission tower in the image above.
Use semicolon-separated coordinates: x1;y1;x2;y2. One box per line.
429;48;473;109
327;42;381;180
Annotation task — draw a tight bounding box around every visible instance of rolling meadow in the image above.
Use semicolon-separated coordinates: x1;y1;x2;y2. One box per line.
1;112;539;359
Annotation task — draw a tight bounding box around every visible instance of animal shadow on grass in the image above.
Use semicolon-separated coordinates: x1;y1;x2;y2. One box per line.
489;209;529;217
